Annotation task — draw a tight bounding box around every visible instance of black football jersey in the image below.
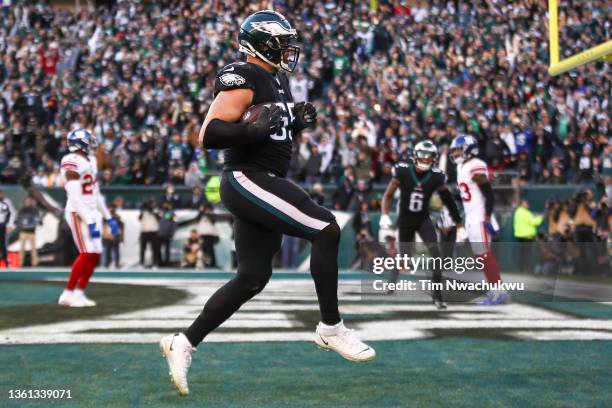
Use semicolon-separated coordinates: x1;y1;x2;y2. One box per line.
214;61;295;177
392;162;447;226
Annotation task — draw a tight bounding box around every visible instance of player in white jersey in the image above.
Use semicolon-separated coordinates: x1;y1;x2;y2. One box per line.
57;129;119;307
450;135;508;305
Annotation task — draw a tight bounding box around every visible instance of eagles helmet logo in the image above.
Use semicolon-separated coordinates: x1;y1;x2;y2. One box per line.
219;73;246;86
250;21;296;36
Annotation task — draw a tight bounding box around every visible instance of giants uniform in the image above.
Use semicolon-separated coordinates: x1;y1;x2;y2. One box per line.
456;158;498;254
60;153;108;253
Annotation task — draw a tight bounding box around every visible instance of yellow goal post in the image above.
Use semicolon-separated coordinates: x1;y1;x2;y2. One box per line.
548;0;611;76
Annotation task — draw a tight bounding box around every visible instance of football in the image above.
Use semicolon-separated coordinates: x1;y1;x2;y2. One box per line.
240;103;280;123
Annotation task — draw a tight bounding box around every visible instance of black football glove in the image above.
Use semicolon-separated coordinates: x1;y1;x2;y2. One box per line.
293;102;317;132
248;105;283;140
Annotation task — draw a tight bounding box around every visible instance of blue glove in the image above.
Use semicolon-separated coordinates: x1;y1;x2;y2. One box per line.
484;222;498;237
107;218;120;238
88;223;101;239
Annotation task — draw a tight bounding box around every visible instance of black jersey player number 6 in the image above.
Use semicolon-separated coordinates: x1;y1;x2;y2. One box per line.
270;102;295;142
409;190;424;212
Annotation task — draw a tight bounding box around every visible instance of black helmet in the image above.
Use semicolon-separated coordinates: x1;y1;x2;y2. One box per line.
238;10;300;73
413;140;438;171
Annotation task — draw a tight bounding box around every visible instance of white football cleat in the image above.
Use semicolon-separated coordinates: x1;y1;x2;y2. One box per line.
314;321;376;362
478;290;511;306
160;333;195;395
58;290;87;307
58;290;74;306
73;289;96;307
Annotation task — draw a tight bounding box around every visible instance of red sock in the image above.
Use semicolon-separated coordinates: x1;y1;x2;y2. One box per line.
77;253;101;290
482;251;502;284
66;254;91;290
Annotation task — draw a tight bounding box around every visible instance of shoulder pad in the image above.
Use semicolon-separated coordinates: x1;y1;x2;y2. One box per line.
214;62;256;96
392;162;410;179
467;159;489;175
60;153;83;173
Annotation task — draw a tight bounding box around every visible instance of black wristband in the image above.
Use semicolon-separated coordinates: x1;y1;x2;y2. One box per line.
203;119;266;149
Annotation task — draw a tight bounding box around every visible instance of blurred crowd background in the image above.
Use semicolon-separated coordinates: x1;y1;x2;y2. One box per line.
0;0;609;200
0;0;609;272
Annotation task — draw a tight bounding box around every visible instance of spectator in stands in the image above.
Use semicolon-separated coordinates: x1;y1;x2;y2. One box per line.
333;170;355;211
534;231;559;275
139;199;160;267
309;183;326;207
348;179;371;212
184;162;204;188
352;201;373;238
161;184;181;209
15;196;40;267
158;200;177;266
354;227;376;271
513;199;544;272
0;0;607;190
0;190;12;267
183;229;203;268
187;186;206;209
302;143;323;186
568;190;595;274
112;196;125;211
196;203;219;268
102;206;123;268
577;144;595;183
204;176;221;204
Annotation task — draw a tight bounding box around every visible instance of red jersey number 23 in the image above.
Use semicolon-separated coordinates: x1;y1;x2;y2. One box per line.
459;182;471;202
82;175;94;195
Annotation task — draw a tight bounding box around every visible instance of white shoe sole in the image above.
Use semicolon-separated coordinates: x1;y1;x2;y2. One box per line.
314;336;376;363
58;299;88;308
159;338;189;395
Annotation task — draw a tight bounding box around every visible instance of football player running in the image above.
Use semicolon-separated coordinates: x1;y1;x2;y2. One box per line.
160;10;375;396
58;129;119;307
381;140;462;309
450;135;509;305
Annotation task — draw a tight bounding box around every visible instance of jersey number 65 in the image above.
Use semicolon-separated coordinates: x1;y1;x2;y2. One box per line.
269;102;295;142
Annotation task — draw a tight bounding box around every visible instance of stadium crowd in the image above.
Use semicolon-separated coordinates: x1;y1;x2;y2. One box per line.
0;0;608;200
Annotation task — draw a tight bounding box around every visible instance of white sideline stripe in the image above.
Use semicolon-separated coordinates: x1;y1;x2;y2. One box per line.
93;303;569;320
2;319;298;333
3;318;612;344
512;330;612;340
112;312;289;321
233;171;330;231
2;279;611;344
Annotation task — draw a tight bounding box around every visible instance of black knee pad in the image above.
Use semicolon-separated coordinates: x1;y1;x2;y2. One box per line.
234;272;271;294
315;221;341;245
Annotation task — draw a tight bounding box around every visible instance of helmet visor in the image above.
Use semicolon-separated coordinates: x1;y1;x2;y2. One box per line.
280;45;300;72
414;150;435;169
267;35;300;72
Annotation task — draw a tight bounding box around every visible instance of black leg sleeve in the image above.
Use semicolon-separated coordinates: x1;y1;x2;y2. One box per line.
220;171;340;325
310;222;341;325
418;218;443;300
184;219;281;346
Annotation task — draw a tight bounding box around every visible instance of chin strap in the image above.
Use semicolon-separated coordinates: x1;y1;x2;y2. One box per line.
239;42;281;71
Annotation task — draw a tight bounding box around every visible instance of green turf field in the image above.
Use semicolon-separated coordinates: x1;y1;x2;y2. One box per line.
1;341;611;408
0;270;611;407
